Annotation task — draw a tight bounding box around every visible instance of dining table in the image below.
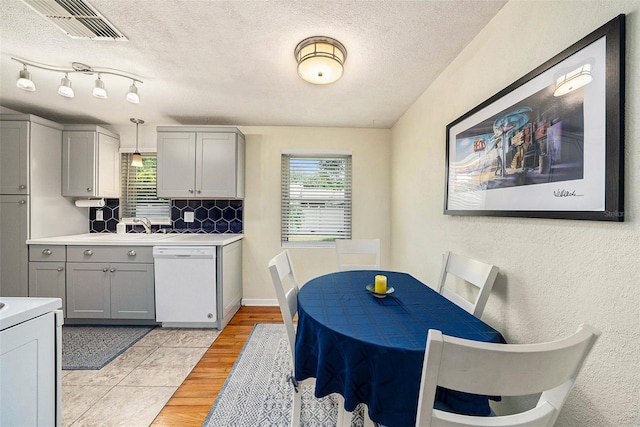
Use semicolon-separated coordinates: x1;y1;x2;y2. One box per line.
294;270;506;427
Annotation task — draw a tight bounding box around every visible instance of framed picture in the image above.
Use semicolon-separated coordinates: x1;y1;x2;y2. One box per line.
444;15;625;221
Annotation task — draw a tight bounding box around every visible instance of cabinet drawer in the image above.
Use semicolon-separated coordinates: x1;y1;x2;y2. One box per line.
67;246;153;263
29;245;66;262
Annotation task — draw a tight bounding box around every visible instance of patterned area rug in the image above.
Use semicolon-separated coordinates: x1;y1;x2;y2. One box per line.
203;323;365;426
62;325;155;370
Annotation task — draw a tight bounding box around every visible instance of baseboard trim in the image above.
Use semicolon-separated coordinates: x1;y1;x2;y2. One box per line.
241;298;278;306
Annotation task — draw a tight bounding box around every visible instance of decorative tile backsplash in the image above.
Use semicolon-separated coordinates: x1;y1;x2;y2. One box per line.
90;199;243;234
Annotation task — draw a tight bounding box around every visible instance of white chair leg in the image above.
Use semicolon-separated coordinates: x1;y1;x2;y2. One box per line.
291;381;302;427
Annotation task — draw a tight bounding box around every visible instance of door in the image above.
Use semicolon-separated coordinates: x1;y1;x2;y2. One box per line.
97;132;120;198
62;131;96;197
110;263;155;319
0;121;29;194
0;195;29;297
197;132;237;198
66;262;110;318
157;132;196;198
28;262;66;314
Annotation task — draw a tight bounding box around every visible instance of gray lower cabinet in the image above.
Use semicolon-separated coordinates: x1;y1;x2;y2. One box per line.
28;245;67;310
65;246;155;320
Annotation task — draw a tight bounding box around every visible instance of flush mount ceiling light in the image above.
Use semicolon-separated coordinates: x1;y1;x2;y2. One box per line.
12;57;143;103
130;118;144;167
553;64;593;97
294;36;347;85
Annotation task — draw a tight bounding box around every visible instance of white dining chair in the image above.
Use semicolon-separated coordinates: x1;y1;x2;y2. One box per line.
335;238;381;271
268;250;352;427
415;324;601;427
437;251;499;318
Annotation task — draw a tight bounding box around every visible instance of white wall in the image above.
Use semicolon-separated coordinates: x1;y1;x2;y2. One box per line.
113;122;392;303
241;126;391;302
391;1;639;425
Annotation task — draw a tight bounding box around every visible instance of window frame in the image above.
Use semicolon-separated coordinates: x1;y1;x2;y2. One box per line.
120;152;171;225
281;151;352;248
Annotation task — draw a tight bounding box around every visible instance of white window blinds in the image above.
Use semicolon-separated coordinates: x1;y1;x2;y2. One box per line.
120;153;170;221
281;154;352;246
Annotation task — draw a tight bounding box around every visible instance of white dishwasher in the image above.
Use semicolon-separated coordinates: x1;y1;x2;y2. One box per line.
153;246;217;327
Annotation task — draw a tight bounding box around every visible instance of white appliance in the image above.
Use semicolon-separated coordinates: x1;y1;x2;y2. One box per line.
153;246;217;327
0;297;63;427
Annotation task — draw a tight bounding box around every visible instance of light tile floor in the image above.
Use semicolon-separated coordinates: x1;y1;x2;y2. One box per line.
62;327;220;427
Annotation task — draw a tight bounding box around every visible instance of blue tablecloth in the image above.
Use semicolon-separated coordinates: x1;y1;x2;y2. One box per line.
295;270;505;427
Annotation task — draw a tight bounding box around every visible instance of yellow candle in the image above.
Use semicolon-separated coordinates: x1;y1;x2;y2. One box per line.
374;275;387;294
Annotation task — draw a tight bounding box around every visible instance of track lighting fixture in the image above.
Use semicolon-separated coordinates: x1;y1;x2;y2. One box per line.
126;81;140;104
92;74;107;99
17;65;36;91
58;73;74;98
12;57;143;103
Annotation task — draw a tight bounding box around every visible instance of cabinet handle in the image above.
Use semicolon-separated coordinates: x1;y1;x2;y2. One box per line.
57;267;64;272
42;249;52;255
102;268;108;272
84;249;93;256
127;250;136;256
19;185;26;190
188;189;194;194
110;268;116;273
197;189;202;194
87;187;93;192
19;200;26;204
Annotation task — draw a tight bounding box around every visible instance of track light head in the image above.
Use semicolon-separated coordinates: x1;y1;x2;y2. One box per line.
58;74;74;98
126;82;140;104
92;74;107;99
17;66;36;91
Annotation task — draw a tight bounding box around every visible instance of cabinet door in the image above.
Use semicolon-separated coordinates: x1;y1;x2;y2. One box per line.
66;262;110;318
0;121;29;194
0;195;29;297
28;262;66;313
197;132;237;198
97;132;120;198
157;132;196;198
110;263;155;319
62;131;96;197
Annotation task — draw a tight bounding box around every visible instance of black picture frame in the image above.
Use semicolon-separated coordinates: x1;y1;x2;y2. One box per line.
444;15;625;222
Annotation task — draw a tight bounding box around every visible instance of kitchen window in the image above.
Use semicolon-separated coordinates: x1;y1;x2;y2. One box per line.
281;153;352;247
120;153;171;223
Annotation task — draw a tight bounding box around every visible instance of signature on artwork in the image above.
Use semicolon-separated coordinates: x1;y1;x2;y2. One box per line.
553;189;584;197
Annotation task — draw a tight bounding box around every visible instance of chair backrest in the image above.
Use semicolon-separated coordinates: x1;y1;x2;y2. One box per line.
268;250;299;365
335;238;381;271
437;251;499;317
416;324;601;427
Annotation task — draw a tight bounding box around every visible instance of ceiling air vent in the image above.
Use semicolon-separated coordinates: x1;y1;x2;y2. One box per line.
21;0;128;41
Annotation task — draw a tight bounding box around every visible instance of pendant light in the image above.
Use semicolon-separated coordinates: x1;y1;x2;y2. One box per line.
58;73;74;98
130;118;144;167
17;65;36;91
92;74;107;99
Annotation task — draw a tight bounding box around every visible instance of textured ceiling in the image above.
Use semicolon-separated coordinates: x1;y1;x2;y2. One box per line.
0;0;506;128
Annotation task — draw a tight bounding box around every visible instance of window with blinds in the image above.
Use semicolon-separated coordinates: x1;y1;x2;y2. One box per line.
281;154;352;247
120;153;170;222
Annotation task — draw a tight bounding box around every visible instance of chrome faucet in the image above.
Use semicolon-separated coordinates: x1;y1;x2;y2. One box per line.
133;217;152;234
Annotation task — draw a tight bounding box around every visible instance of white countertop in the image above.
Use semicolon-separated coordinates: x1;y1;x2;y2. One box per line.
0;297;62;330
27;233;243;246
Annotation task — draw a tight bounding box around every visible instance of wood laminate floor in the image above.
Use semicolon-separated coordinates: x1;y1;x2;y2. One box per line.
151;306;283;427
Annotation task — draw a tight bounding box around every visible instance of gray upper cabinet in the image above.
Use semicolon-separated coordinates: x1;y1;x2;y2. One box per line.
62;125;120;198
0;121;29;195
156;126;245;199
